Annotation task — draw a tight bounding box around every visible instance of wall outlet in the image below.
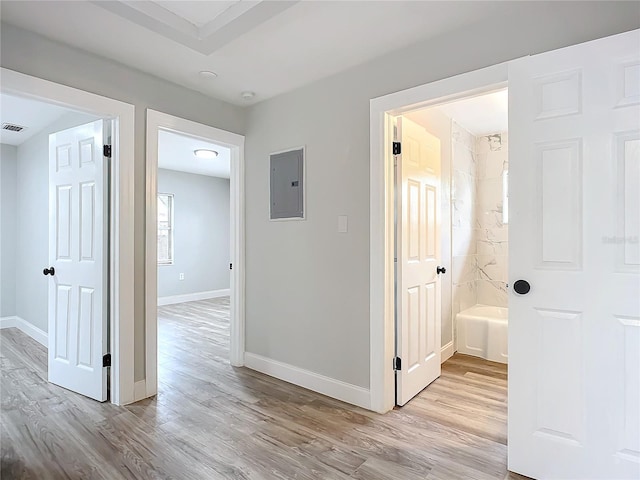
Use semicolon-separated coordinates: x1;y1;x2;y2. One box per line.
179;273;185;280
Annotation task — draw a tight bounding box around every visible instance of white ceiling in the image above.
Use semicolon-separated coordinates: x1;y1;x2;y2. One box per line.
408;89;508;136
434;89;508;135
158;130;230;179
0;93;71;145
0;1;505;105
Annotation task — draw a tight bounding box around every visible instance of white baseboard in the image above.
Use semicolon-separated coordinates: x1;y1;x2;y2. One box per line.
158;288;230;306
0;316;48;346
244;352;371;410
133;380;148;402
441;341;454;363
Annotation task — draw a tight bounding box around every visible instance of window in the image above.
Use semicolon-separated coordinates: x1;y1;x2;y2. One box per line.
158;193;174;265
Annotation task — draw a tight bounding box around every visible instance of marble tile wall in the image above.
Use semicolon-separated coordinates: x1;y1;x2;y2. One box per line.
451;122;478;321
476;132;508;307
451;127;509;321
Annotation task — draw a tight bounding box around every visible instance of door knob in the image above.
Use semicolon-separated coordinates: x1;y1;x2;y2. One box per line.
436;266;446;275
513;279;530;295
43;267;55;276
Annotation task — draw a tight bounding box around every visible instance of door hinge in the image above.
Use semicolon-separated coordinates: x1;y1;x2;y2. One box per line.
393;357;401;371
229;263;233;270
102;353;111;367
103;145;112;158
392;142;401;156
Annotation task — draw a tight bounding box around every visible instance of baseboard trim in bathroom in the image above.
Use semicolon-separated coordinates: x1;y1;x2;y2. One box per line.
441;341;454;363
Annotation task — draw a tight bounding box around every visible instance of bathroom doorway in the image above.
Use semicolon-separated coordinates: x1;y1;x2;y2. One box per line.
391;88;509;407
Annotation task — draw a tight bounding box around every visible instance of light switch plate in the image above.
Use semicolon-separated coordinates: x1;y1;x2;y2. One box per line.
338;215;348;233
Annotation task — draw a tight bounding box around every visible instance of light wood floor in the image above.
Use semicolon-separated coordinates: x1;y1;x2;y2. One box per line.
1;298;528;480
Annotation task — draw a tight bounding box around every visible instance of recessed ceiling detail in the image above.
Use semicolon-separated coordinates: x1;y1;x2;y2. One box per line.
92;0;299;55
1;1;508;105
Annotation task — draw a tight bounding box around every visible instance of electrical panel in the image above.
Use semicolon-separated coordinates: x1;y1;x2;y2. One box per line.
270;148;304;219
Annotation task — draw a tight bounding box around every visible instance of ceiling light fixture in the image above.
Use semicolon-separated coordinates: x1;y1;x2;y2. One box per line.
194;149;219;159
199;70;218;79
241;91;255;100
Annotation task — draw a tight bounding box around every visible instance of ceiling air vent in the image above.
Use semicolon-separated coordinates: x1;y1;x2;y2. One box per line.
2;123;27;132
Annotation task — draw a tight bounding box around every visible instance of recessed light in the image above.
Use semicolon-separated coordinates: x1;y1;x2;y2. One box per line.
194;149;219;159
199;70;218;79
241;91;255;100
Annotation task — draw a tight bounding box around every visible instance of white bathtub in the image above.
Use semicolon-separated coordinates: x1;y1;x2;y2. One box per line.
456;305;508;364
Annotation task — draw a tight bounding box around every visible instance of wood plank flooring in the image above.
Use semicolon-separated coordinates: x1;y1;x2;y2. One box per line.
1;298;528;479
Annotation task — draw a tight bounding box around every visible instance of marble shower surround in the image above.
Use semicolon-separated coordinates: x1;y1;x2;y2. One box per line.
451;125;509;326
476;132;508;308
451;122;478;320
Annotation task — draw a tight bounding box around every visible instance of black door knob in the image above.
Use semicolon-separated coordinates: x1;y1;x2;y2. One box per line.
43;267;55;276
436;266;446;275
513;280;530;295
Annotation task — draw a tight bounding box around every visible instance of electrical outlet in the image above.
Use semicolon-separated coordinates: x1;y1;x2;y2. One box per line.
179;273;185;280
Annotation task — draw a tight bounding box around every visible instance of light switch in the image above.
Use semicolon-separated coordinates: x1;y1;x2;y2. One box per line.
338;215;348;233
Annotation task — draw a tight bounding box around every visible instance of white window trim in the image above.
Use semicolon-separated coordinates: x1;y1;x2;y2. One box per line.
157;193;174;266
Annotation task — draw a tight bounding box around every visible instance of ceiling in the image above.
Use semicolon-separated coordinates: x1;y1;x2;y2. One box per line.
0;1;505;105
407;89;508;136
434;89;508;135
158;130;230;179
0;93;72;145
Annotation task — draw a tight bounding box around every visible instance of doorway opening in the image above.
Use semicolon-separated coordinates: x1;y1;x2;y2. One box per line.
392;88;509;407
393;89;512;438
144;110;245;401
369;62;509;414
0;68;136;405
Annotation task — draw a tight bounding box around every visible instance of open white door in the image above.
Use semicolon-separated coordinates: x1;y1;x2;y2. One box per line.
47;120;108;402
396;116;442;406
509;30;640;479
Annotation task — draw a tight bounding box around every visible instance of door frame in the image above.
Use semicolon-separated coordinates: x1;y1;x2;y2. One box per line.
369;62;509;413
0;67;136;405
144;109;245;399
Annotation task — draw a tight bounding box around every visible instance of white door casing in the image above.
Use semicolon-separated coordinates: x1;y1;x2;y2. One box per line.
48;120;108;402
396;116;442;406
508;30;640;479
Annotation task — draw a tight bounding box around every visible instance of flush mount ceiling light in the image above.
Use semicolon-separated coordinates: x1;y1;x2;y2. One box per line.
194;149;219;159
199;70;218;79
241;91;255;100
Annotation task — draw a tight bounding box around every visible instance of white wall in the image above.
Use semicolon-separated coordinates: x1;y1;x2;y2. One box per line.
0;144;17;317
0;22;246;381
244;4;639;390
13;112;98;333
157;169;230;299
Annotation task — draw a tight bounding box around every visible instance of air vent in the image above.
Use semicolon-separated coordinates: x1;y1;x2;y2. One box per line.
2;123;26;132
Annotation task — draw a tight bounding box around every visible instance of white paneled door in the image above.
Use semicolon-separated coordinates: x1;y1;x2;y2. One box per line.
509;30;640;479
48;120;108;402
396;116;442;406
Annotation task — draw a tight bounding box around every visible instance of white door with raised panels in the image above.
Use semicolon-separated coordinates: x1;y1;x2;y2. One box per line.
47;120;108;402
509;30;640;479
396;116;442;406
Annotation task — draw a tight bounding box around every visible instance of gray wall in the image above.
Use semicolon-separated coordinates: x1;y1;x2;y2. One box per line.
14;113;98;333
0;22;246;381
0;144;17;317
244;2;640;389
157;169;230;298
